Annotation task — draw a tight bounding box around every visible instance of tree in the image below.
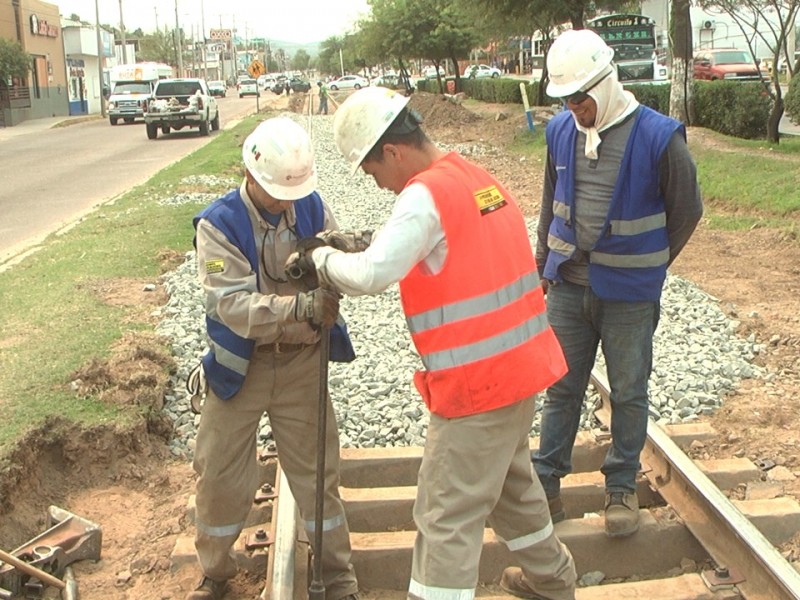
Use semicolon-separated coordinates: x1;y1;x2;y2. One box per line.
473;0;629;101
291;48;311;71
0;39;30;88
668;0;695;124
137;30;177;66
291;49;311;72
696;0;800;142
359;0;479;93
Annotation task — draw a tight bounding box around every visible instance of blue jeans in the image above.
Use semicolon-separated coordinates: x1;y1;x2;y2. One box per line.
533;281;659;496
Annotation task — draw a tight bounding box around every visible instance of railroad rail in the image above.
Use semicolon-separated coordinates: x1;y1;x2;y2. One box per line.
171;105;800;598
169;365;800;599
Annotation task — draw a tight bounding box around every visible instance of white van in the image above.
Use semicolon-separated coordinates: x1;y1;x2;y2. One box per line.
107;62;173;125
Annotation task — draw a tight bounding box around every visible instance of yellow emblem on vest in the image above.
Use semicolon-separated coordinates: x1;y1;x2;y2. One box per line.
474;185;507;215
206;259;225;274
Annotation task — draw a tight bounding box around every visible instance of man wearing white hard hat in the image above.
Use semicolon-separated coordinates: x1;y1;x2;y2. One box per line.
188;117;361;600
531;29;703;541
286;86;577;600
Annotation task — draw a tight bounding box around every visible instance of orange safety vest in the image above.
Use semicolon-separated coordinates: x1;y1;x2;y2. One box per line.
399;152;567;418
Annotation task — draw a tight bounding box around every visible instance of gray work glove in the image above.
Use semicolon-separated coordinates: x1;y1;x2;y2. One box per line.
285;237;327;292
316;230;373;253
294;288;340;330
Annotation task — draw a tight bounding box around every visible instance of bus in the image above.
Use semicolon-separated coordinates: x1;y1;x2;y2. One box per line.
587;14;668;84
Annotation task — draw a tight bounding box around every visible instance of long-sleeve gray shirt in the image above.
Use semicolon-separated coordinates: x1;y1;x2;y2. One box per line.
536;110;703;286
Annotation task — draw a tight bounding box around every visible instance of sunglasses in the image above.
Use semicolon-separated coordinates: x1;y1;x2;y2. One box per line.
562;72;611;105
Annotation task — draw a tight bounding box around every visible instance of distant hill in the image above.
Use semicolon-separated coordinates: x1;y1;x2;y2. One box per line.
265;40;321;58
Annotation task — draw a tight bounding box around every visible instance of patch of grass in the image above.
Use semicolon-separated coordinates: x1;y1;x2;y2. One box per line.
691;145;800;216
0;116;262;456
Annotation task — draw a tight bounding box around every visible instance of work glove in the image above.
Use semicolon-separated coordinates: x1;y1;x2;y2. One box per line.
285;237;327;292
294;288;340;330
316;230;373;253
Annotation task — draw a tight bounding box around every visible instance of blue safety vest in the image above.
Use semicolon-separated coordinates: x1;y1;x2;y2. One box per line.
543;106;682;301
193;189;355;400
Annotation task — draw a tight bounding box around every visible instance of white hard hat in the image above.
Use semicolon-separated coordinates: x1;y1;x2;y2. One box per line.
332;87;410;175
242;117;317;200
546;29;615;98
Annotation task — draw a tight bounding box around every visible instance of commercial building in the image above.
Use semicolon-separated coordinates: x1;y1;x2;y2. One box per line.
0;0;68;126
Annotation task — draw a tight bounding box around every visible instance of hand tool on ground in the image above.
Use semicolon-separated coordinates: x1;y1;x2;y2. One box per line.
0;506;101;596
0;548;66;591
308;324;331;600
62;567;78;600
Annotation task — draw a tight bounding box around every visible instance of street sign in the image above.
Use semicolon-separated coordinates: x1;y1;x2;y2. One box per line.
210;28;232;40
248;59;266;77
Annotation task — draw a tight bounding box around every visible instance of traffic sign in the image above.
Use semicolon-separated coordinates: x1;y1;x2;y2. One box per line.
210;28;232;40
248;59;266;77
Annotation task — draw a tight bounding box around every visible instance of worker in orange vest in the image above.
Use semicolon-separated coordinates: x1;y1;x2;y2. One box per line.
285;87;576;600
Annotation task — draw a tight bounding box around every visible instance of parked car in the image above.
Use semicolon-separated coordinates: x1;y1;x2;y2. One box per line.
238;78;259;98
328;75;369;91
270;78;311;94
693;48;769;81
260;76;277;89
207;80;227;97
371;74;402;89
463;64;501;79
287;77;312;92
422;65;446;79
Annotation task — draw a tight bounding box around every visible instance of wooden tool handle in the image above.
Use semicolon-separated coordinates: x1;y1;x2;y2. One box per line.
0;548;66;590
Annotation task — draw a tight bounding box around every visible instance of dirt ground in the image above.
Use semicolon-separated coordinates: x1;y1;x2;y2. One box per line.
1;90;799;599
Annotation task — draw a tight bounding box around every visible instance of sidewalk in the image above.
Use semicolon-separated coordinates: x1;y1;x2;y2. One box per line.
0;114;103;143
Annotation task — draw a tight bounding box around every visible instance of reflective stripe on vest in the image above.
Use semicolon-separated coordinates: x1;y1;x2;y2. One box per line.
406;271;540;333
420;311;550;371
543;107;680;301
400;152;567;418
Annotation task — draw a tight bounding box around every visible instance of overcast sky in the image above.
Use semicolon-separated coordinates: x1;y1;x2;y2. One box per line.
56;0;371;44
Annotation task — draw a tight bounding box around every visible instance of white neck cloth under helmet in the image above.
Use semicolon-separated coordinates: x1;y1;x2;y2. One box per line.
573;67;639;159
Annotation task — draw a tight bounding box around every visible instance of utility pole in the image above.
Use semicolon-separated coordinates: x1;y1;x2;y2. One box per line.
175;0;183;76
200;0;208;80
118;0;127;63
95;0;106;117
154;7;158;32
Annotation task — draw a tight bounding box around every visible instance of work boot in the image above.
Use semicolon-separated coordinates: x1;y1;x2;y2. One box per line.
547;495;566;524
500;567;556;600
186;576;228;600
604;491;639;538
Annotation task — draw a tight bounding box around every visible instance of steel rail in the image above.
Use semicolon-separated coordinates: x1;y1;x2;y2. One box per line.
261;467;298;600
591;367;800;600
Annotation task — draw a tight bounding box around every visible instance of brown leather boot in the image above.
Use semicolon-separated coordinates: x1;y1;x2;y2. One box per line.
186;576;228;600
500;567;557;600
604;491;639;538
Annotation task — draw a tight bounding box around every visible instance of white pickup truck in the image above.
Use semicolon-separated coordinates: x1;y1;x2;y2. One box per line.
143;78;220;139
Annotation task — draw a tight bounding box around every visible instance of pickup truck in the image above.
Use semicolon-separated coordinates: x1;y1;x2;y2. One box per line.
143;78;220;139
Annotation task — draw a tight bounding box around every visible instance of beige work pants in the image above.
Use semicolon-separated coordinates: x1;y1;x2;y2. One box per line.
193;345;358;599
409;398;576;600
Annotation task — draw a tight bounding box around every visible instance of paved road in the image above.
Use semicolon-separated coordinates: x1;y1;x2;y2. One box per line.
0;94;260;267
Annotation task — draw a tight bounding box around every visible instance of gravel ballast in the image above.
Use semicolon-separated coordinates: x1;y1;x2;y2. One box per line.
153;114;765;459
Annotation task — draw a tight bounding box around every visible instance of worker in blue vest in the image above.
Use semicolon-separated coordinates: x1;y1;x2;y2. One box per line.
530;28;703;547
188;117;362;600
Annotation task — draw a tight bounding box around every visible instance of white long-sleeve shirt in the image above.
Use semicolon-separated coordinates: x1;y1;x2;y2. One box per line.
313;182;447;295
